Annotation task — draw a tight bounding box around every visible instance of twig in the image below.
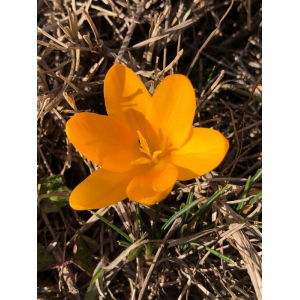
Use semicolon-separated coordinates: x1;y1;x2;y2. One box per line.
137;218;182;300
186;0;235;77
201;70;225;102
115;0;148;64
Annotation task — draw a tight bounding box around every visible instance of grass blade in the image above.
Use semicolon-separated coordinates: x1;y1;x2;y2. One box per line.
236;169;262;213
187;185;228;224
249;191;262;204
157;198;203;239
89;210;133;244
202;244;235;264
184;186;195;223
236;176;252;212
151;201;163;239
84;283;98;300
118;241;131;248
237;168;262;199
188;243;235;265
206;65;216;84
135;202;143;238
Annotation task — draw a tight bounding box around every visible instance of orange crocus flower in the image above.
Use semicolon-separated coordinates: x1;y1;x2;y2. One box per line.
66;64;229;210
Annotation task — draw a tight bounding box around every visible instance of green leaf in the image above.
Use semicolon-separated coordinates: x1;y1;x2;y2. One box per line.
135;202;143;238
73;232;96;276
201;221;216;231
202;244;235;264
37;243;56;271
84;283;98;300
86;238;148;299
177;187;195;241
39;175;71;213
188;243;235;264
126;245;144;261
236;176;252;212
222;85;262;102
151;201;163;239
157;198;204;238
184;187;195;223
91;268;105;285
179;224;189;251
248;168;262;190
118;241;132;248
236;169;262;213
249;191;262;204
206;66;216;84
237;169;262;200
187;185;228;224
89;210;133;244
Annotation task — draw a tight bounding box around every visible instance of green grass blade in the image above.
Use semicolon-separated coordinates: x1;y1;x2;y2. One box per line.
89;210;133;244
187;243;235;264
201;221;216;231
236;176;251;212
180;224;188;238
222;85;262;102
249;191;262;204
177;202;186;239
177;187;194;241
202;244;235;264
206;66;216;85
91;268;105;285
84;283;98;300
157;198;203;239
127;245;144;261
184;186;195;223
179;224;188;250
249;168;262;190
151;201;163;239
135;202;143;238
237;169;262;199
236;169;262;213
118;241;131;248
240;175;252;199
187;185;228;224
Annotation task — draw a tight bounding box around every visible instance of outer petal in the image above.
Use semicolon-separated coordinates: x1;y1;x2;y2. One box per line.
126;163;178;205
70;166;148;210
132;189;174;206
146;74;196;151
169;128;229;180
66;112;141;172
104;64;152;134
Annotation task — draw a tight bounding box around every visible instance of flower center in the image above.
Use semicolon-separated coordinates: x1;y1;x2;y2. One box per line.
131;131;162;165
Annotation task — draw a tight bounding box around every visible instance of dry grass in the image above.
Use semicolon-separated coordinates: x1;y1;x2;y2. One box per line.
37;0;262;299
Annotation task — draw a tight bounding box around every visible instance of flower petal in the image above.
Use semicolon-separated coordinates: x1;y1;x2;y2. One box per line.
132;189;174;206
169;128;229;180
146;74;196;151
104;64;152;134
70;166;148;210
66;112;141;172
126;163;178;205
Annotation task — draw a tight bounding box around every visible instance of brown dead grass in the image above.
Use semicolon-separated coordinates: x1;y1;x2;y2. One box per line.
37;0;262;299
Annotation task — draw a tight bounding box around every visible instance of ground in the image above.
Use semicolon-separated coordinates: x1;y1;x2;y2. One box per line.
37;0;262;299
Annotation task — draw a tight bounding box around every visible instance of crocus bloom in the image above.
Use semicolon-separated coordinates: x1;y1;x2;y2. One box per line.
66;64;229;210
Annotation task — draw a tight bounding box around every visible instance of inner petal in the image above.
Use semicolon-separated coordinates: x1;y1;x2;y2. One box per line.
131;157;152;165
126;163;178;203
